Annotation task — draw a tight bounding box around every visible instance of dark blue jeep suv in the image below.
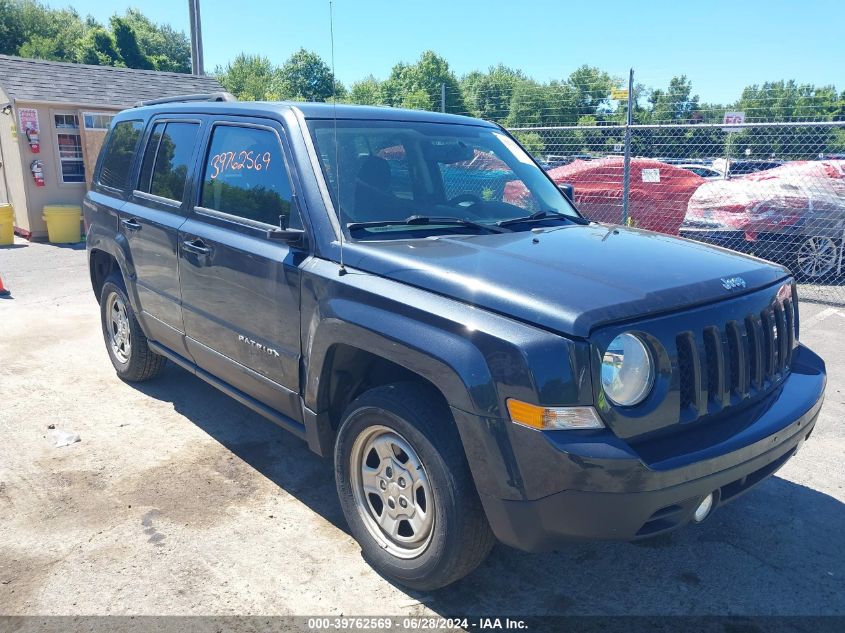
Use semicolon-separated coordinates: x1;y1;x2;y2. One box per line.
84;95;826;590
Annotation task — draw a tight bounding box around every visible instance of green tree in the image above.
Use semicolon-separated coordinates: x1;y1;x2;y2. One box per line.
278;48;341;102
0;0;28;55
381;51;467;114
111;9;190;73
505;80;577;132
1;2;190;72
112;16;153;70
348;75;383;105
732;80;840;158
401;89;432;111
647;75;700;123
215;54;281;101
512;130;545;156
736;80;838;122
11;3;87;62
461;64;526;121
505;80;547;128
78;27;122;66
568;65;615;117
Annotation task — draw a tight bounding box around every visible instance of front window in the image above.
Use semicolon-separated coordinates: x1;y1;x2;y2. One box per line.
198;124;298;229
54;113;85;183
307;119;581;239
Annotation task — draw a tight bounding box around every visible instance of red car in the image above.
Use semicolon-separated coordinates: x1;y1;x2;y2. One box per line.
507;157;706;235
681;160;845;280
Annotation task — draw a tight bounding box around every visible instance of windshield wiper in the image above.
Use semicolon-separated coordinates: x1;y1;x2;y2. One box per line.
496;209;587;228
347;215;511;234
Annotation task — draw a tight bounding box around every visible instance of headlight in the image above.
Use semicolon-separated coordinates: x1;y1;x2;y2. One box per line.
601;333;654;407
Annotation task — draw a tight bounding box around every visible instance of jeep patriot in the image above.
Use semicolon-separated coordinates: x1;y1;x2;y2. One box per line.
84;95;826;590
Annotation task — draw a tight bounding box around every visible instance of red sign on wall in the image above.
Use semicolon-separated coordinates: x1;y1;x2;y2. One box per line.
19;108;41;153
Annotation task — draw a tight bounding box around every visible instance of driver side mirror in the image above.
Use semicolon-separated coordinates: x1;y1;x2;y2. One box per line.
558;183;575;204
267;227;305;243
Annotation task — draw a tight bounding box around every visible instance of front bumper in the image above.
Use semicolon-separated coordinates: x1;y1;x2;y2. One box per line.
461;345;825;552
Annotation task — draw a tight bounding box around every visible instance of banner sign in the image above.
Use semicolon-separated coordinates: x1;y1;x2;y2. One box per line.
19;108;40;152
722;111;746;132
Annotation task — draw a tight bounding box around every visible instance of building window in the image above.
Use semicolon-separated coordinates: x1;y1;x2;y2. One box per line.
54;113;85;183
54;113;79;129
83;112;114;130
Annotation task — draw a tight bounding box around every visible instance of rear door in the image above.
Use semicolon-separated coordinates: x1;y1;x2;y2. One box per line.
85;118;145;253
177;117;306;420
121;116;203;357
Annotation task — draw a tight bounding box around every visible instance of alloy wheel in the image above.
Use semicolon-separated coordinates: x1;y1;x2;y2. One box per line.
106;291;131;364
796;236;838;279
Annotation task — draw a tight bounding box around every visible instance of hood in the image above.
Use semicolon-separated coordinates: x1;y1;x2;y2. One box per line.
342;225;789;337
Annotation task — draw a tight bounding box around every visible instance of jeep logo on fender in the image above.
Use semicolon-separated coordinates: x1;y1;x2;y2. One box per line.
721;276;747;290
238;334;280;357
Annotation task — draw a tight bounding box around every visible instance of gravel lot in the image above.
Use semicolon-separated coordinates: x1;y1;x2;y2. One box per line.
1;238;843;617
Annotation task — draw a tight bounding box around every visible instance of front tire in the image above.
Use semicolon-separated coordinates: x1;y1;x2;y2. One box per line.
334;383;494;591
99;275;166;382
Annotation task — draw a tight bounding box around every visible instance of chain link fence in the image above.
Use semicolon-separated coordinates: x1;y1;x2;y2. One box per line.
508;121;845;304
350;67;845;304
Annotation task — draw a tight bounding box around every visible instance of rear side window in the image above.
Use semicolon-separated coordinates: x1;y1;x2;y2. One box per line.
97;120;143;190
199;124;297;228
137;121;200;202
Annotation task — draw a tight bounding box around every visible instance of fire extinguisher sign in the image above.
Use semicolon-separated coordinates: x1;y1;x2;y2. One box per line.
19;108;40;153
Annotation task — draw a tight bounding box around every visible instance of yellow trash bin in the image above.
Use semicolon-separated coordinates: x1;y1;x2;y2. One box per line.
0;203;14;245
42;204;82;244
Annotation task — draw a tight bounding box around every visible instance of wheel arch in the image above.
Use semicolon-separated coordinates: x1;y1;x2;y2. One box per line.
86;224;137;305
315;343;451;432
302;313;499;457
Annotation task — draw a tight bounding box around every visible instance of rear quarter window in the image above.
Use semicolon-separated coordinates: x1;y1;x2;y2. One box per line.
96;120;144;190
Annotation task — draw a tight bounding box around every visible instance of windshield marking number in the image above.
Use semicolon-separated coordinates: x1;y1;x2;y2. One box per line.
210;150;271;179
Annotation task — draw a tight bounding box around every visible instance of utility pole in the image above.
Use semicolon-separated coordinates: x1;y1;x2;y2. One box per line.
621;68;634;225
188;0;205;75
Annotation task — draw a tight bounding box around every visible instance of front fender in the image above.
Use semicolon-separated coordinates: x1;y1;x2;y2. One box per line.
299;258;593;500
305;306;495;417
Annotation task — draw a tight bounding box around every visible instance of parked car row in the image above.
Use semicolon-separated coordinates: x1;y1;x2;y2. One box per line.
681;160;845;279
531;155;845;281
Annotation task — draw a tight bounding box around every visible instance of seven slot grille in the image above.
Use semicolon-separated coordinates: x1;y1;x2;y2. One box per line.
676;294;796;415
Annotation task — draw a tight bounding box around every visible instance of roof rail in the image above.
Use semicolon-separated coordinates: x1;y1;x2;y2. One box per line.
133;92;237;108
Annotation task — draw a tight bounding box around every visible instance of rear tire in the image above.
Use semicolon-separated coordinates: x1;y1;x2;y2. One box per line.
334;382;495;591
793;235;840;282
99;275;166;382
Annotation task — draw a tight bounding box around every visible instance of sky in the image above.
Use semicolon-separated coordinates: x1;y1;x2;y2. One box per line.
41;0;845;104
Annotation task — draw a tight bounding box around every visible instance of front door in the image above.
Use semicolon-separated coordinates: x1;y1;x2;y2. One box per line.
177;118;306;420
122;116;202;357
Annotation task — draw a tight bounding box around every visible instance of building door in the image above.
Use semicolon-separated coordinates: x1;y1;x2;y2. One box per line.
0;135;9;203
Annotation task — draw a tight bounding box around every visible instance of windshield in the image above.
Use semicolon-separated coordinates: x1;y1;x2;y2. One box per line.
307;119;581;238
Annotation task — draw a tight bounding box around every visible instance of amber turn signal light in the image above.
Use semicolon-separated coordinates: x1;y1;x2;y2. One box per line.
506;399;604;430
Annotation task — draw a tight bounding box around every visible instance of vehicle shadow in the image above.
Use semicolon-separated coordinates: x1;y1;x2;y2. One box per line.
130;363;347;531
131;363;844;616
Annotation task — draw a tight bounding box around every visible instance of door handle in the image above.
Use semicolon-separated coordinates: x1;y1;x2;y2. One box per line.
121;218;141;231
182;238;211;255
